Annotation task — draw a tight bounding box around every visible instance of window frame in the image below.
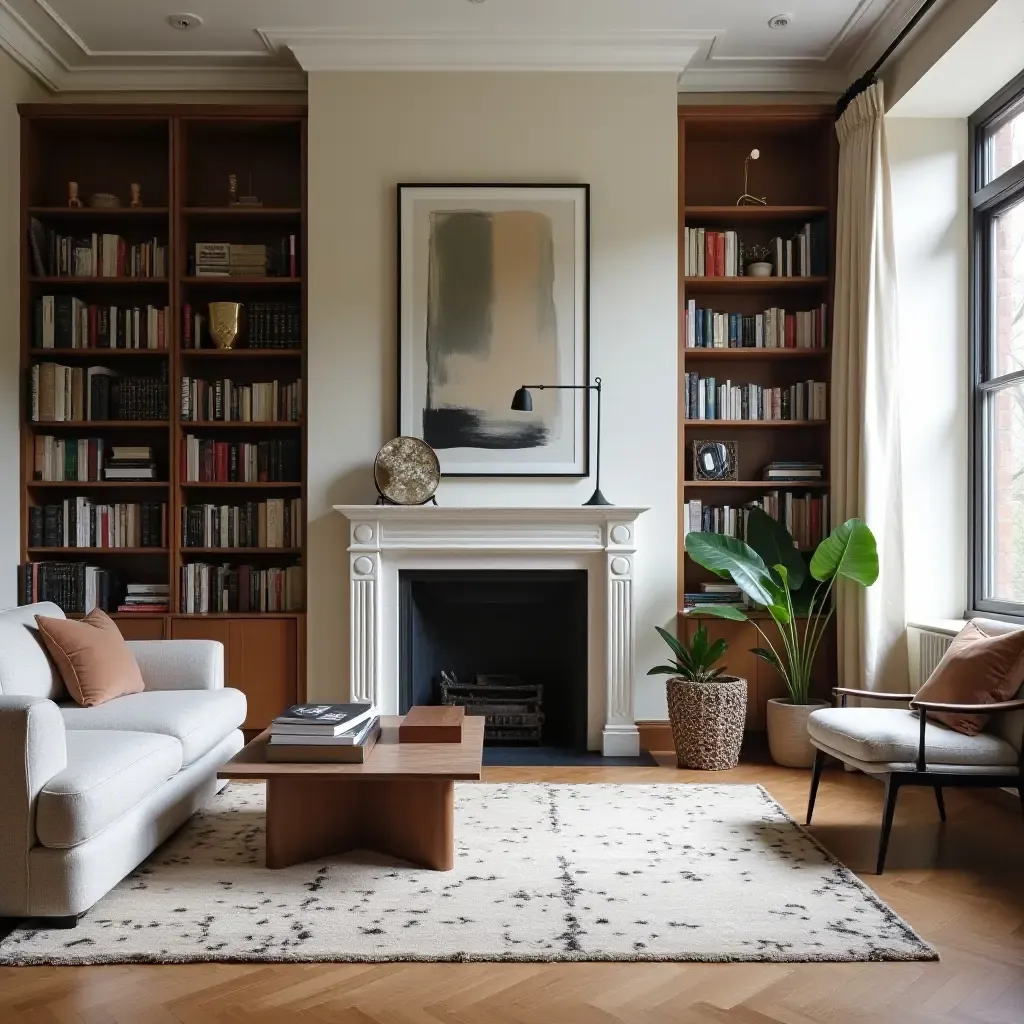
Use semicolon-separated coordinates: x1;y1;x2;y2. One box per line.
969;67;1024;620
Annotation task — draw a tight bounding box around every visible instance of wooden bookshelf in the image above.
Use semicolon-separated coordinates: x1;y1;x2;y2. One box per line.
678;106;837;730
19;104;308;726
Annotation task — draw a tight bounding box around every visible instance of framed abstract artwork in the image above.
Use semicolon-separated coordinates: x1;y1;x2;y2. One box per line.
398;183;590;477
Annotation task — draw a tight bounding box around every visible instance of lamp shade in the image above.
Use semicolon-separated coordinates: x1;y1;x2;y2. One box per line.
510;386;533;412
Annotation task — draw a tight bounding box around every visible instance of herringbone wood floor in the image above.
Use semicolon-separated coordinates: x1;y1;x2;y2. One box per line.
2;759;1023;1024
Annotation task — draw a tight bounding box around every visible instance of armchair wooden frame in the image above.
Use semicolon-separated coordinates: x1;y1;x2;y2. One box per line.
805;687;1024;873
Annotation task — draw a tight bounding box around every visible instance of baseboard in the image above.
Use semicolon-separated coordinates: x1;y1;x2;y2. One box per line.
637;720;673;753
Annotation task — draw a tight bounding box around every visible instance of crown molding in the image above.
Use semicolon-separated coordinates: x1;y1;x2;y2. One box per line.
844;0;933;80
678;65;848;94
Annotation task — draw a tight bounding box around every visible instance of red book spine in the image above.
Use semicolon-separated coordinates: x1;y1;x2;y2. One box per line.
117;238;126;277
715;234;725;277
87;439;97;481
705;232;714;277
215;442;227;482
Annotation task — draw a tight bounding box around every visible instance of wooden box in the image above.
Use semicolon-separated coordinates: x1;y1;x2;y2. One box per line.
399;705;465;743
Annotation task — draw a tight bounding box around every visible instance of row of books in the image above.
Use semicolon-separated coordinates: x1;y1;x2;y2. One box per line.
182;499;303;549
683;583;749;613
181;436;300;483
181;301;302;350
30;363;169;422
20;561;119;613
683;375;828;422
180;377;302;423
685;491;830;551
28;500;168;549
121;583;170;614
683;302;827;350
179;562;304;613
191;238;297;278
267;703;379;763
29;222;167;278
683;222;828;278
33;297;170;350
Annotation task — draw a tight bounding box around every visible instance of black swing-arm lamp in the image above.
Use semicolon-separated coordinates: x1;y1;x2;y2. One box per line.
510;376;610;506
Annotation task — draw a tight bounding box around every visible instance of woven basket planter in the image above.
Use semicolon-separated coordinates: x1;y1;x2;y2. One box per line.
666;676;748;770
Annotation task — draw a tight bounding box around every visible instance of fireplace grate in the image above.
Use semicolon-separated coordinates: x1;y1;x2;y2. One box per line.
439;671;544;743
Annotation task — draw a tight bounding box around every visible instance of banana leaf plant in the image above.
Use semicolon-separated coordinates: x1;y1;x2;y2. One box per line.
647;624;729;685
684;509;879;704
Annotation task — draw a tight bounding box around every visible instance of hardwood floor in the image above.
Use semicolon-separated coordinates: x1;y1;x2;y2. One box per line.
2;758;1022;1024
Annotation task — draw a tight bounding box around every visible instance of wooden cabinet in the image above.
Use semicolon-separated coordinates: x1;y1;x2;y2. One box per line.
170;617;298;730
116;616;167;641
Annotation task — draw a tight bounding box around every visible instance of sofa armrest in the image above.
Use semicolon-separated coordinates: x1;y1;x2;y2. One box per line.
127;640;224;692
0;696;67;916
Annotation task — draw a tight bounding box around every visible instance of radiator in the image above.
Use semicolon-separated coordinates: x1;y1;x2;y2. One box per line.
907;625;954;689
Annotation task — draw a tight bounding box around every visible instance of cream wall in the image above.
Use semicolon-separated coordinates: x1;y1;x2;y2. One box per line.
887;117;969;622
306;72;679;721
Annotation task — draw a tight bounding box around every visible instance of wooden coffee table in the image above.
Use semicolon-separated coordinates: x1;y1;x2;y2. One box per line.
218;715;484;870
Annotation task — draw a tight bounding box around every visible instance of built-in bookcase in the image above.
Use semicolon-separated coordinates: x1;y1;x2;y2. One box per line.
19;105;307;729
678;106;837;730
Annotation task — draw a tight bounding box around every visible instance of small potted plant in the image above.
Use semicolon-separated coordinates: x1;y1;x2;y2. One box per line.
685;511;879;768
744;243;774;277
649;624;747;770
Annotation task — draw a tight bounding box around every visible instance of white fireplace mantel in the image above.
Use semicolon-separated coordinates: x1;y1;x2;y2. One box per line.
333;505;648;756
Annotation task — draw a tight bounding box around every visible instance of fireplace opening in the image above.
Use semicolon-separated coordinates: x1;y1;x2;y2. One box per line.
399;569;588;749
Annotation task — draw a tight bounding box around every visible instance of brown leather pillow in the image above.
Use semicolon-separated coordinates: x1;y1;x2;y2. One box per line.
915;620;1024;735
35;608;145;707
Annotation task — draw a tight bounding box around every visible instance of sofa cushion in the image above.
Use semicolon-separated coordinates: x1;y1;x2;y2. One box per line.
36;609;145;707
0;602;67;701
37;730;182;849
808;707;1019;767
60;687;246;767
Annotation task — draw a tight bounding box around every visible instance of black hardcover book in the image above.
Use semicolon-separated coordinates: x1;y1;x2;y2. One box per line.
273;703;374;732
54;296;75;349
28;506;43;548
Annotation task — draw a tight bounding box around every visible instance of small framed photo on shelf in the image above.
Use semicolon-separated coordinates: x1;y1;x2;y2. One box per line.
691;440;738;482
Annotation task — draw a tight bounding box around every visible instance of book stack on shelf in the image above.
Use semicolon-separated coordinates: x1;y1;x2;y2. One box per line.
182;498;302;549
181;436;300;483
20;561;118;612
683;221;827;278
29;500;166;549
762;461;823;482
180;377;302;422
179;562;304;613
34;296;170;350
683;301;827;349
105;445;158;480
194;243;230;277
119;583;170;614
227;244;266;277
683;375;827;421
266;703;380;763
682;583;748;613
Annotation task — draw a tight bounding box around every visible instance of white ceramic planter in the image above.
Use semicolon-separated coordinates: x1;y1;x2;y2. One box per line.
746;261;773;278
766;698;829;768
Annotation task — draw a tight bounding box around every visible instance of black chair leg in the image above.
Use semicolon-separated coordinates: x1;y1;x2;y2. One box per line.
806;747;825;825
876;775;901;874
933;785;946;822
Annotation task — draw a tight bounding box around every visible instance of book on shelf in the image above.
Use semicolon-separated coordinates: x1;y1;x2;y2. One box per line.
104;445;158;480
119;583;170;614
29;221;167;278
179;561;304;613
34;436;105;481
683;221;827;278
683;374;827;421
182;304;207;349
181;435;300;483
266;717;380;763
180;377;302;423
683;301;827;350
272;702;375;736
191;238;297;278
33;296;170;350
762;461;823;482
29;500;167;548
181;498;303;549
686;492;829;551
181;301;301;350
20;561;119;613
30;363;169;422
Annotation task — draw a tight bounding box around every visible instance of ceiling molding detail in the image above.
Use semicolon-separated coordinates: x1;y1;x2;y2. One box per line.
678;66;850;94
843;0;933;80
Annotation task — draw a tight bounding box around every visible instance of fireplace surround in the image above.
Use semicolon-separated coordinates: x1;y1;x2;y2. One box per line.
333;506;647;756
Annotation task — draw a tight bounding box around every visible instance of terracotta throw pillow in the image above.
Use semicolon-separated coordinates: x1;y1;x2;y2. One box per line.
35;608;144;707
914;620;1024;735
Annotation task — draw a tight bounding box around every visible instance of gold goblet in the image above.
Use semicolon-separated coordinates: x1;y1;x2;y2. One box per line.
208;302;242;350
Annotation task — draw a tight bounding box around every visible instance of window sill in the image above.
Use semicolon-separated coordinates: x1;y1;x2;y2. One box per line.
907;618;968;637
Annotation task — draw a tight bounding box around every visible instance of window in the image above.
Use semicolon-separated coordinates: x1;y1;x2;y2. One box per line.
971;70;1024;617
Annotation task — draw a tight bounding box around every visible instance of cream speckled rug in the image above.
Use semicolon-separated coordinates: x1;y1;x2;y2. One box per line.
0;783;935;964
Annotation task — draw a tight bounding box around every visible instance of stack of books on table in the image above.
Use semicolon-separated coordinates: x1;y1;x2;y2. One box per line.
104;446;157;480
266;703;380;763
683;583;748;613
761;461;824;483
118;583;169;614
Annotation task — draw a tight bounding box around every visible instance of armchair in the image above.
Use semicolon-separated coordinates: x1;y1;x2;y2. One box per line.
804;632;1024;874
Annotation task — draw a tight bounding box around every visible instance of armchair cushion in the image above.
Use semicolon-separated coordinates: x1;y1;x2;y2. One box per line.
914;619;1024;736
808;707;1018;767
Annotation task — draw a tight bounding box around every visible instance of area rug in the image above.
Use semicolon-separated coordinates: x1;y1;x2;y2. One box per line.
0;783;936;965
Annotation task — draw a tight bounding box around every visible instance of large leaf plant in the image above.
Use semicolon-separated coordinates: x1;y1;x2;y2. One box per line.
648;624;730;685
684;509;879;704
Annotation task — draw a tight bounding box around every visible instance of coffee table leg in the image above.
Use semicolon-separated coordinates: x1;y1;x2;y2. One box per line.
363;778;455;871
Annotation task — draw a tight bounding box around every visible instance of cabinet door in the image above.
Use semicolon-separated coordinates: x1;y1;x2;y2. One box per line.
229;619;297;730
117;616;166;641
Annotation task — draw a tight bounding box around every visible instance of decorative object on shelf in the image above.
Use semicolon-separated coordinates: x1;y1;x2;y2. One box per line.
510;376;608;505
736;149;767;207
207;302;242;350
67;181;82;208
685;511;879;768
229;172;262;208
130;183;142;208
691;439;738;482
650;624;746;770
89;192;120;209
373;436;440;506
398;184;589;477
744;243;774;277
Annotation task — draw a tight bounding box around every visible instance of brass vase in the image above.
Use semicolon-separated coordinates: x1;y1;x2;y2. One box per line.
208;302;242;350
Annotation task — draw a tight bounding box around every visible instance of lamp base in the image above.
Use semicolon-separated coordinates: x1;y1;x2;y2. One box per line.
583;487;612;507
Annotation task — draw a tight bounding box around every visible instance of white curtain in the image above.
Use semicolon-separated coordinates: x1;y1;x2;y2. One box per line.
831;81;909;694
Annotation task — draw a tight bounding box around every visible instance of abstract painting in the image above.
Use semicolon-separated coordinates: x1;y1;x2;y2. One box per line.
398;185;589;476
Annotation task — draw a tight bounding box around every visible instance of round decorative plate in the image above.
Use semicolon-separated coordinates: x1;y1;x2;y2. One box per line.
373;436;440;505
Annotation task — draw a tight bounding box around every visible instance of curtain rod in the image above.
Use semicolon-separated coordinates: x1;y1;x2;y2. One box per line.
836;0;942;119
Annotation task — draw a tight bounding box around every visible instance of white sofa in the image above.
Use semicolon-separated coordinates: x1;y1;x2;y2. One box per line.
0;602;245;923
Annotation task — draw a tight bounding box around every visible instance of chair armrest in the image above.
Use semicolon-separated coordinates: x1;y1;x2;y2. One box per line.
127;640;224;691
832;687;913;706
0;696;67;916
910;697;1024;715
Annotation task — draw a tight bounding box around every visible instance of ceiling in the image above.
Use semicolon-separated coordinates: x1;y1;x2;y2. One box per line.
0;0;928;93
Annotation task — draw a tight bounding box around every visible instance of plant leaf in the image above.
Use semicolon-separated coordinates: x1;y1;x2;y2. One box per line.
706;637;729;664
647;664;684;676
745;507;806;590
684;533;788;616
810;518;879;586
751;646;782;670
654;625;689;663
685;604;749;621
